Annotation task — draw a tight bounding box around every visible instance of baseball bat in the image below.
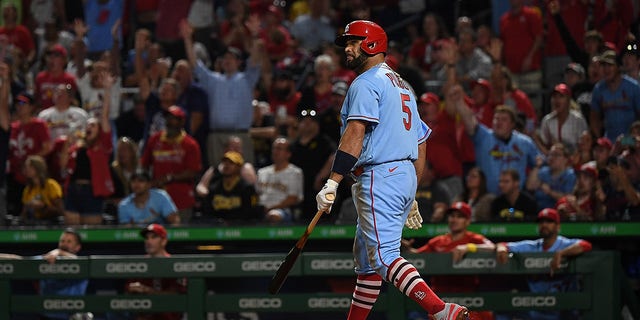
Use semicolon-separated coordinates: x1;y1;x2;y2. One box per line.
268;194;334;294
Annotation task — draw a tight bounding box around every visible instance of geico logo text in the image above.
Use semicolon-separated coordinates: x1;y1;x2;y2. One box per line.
0;263;14;274
308;298;351;308
110;299;153;310
39;263;81;274
241;260;280;271
524;258;568;269
238;298;282;309
106;262;148;273
173;261;216;272
512;296;557;307
443;297;484;307
310;259;354;270
453;258;496;269
43;299;84;310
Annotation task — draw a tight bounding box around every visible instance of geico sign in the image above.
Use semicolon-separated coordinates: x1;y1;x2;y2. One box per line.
241;260;280;271
310;259;354;270
308;297;351;308
173;261;216;272
512;296;556;307
105;262;148;273
110;299;153;310
43;299;84;310
453;258;496;269
39;263;81;274
524;258;568;269
442;297;484;308
0;263;14;274
238;298;282;309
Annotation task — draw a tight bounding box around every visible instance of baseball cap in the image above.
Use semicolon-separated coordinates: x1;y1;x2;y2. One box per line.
332;81;348;96
552;83;571;96
140;223;167;239
537;208;560;224
222;151;244;166
565;62;585;77
471;78;491;92
166;106;186;120
16;92;34;105
419;92;440;106
445;201;472;219
596;137;613;149
597;50;617;65
578;162;598;179
46;44;68;58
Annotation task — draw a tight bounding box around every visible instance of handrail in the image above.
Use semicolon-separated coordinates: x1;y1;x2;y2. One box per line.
0;222;637;244
0;251;620;320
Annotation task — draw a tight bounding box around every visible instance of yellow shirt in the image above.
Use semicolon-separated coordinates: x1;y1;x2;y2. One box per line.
22;179;63;219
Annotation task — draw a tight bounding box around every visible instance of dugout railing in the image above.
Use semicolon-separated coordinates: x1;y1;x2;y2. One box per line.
0;251;620;319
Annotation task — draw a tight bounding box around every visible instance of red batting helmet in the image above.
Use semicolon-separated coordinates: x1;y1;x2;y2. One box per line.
335;20;387;55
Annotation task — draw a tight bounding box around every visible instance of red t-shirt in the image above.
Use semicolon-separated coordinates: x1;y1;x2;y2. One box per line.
268;91;302;117
500;6;543;73
141;131;202;210
544;0;589;56
408;37;439;73
67;130;114;198
34;71;78;110
155;0;192;41
0;25;35;56
456;123;476;164
464;96;495;128
594;0;634;51
9;119;51;183
425;110;463;179
259;25;292;58
499;89;537;126
416;231;490;293
124;253;186;320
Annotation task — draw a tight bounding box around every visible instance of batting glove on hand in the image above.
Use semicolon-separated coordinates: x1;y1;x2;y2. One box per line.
316;179;338;213
405;200;423;229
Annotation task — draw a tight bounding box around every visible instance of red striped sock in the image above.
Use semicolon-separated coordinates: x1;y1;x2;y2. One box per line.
346;273;382;320
386;257;445;315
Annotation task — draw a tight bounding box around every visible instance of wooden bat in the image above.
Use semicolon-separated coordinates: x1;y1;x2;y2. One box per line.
268;194;335;294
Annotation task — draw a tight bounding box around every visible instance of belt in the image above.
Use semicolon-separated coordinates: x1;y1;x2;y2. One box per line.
352;166;364;178
73;179;91;185
350;159;411;179
209;129;249;134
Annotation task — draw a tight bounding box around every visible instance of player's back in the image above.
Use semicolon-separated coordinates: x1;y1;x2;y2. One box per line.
343;63;422;166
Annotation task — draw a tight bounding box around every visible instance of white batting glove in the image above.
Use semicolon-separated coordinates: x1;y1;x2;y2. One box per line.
404;200;423;229
316;179;338;213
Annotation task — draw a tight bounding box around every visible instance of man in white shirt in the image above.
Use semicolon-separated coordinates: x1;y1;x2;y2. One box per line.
256;137;303;223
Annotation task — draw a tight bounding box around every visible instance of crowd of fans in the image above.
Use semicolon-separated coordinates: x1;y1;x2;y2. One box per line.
1;0;640;228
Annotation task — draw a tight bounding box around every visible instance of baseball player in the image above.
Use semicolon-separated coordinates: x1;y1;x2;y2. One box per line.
315;20;470;320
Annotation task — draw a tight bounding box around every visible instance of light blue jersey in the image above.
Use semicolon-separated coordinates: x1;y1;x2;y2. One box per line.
473;124;540;194
118;189;178;225
591;75;640;141
343;63;430;278
504;236;585;320
341;63;430;168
